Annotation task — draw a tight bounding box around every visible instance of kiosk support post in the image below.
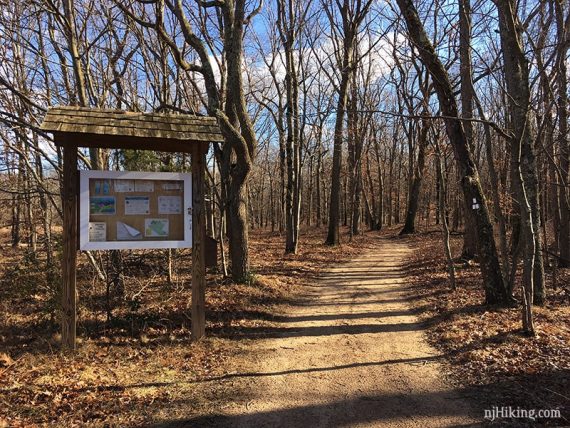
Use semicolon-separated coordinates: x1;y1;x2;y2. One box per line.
191;142;207;340
61;142;78;350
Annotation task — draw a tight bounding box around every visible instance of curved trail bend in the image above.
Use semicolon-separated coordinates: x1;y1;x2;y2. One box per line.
169;238;477;427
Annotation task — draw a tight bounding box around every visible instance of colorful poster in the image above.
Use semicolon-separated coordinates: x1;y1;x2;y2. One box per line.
114;179;135;192
117;221;142;240
158;196;182;214
88;222;106;241
145;218;169;237
134;180;154;192
93;180;111;195
90;197;116;215
125;196;150;215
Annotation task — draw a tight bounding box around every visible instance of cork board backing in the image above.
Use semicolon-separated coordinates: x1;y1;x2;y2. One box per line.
79;171;192;250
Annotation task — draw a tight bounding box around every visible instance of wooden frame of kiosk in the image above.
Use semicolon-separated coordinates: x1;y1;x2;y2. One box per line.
40;106;224;350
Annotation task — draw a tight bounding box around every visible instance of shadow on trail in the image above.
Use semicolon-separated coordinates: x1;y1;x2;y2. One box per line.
269;309;416;323
151;390;480;428
149;370;570;427
198;354;443;382
319;274;408;281
295;292;445;307
9;355;444;396
210;320;423;339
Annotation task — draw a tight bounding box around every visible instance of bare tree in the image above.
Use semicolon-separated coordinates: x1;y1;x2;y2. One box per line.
277;0;311;253
493;0;543;331
395;0;512;305
117;0;261;282
324;0;374;245
458;0;477;260
554;0;570;268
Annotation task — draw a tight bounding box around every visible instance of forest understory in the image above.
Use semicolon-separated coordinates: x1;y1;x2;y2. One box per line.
401;229;570;426
0;226;568;427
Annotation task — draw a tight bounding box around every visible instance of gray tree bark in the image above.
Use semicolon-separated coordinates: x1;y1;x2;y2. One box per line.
555;0;570;268
395;0;511;305
458;0;477;260
494;0;544;308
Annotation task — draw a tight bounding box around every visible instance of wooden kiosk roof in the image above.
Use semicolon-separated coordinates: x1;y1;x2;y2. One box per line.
40;106;224;151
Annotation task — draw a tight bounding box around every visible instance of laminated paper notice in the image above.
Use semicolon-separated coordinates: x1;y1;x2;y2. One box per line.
94;180;111;195
125;196;150;215
158;196;182;214
145;218;169;237
135;180;154;192
117;221;142;240
89;222;106;241
114;179;135;192
162;181;183;191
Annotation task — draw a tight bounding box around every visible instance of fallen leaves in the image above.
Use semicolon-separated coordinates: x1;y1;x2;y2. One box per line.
1;227;375;426
0;353;14;368
404;228;570;425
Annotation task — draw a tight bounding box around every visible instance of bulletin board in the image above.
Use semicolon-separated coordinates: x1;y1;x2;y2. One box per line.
79;171;192;250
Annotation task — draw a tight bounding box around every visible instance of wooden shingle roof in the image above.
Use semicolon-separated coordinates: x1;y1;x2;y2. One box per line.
40;106;224;152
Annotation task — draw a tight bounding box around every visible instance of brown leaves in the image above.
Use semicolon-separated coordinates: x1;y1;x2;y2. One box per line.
2;227;377;426
0;353;14;368
404;228;570;421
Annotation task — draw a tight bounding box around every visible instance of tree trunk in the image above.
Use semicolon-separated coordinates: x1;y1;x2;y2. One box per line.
316;145;323;226
326;58;352;245
63;0;102;170
400;119;428;234
228;171;250;282
436;148;456;290
476;97;510;287
279;122;286;234
396;0;511;305
458;0;478;260
494;0;544;307
279;0;302;254
215;2;258;282
325;0;373;243
435;158;441;225
555;0;570;267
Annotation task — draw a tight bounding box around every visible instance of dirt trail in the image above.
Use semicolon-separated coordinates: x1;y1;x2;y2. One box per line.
167;239;478;427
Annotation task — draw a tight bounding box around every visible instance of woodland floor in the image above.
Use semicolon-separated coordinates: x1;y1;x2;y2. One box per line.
0;226;569;427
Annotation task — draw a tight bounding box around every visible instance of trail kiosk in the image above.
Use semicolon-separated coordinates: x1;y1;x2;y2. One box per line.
40;106;224;350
